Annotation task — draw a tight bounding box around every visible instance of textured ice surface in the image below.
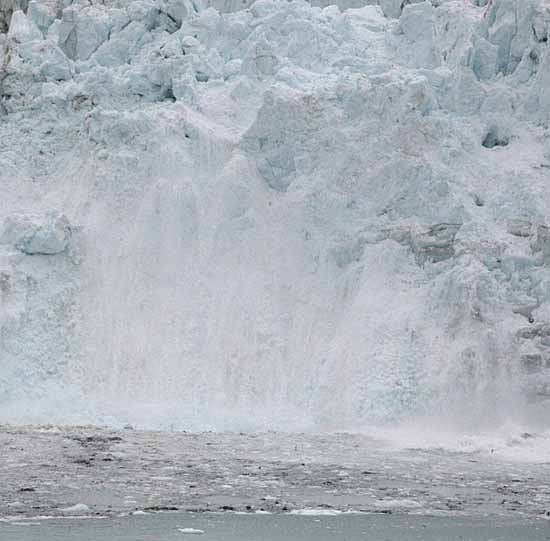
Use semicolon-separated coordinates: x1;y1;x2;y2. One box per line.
1;0;550;435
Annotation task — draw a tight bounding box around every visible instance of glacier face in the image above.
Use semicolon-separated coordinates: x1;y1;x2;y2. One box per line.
1;0;550;432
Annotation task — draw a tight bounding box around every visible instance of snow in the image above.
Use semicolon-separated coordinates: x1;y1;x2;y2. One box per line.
0;0;550;441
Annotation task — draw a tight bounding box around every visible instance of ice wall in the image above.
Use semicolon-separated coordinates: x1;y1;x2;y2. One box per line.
1;0;550;432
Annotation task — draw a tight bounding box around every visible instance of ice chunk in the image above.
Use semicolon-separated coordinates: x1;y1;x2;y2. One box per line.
526;49;550;127
507;219;532;238
27;1;55;36
127;1;160;30
159;0;198;29
74;7;111;61
1;211;71;256
60;503;91;514
397;2;440;69
39;42;73;81
290;509;342;515
7;11;42;43
412;223;462;265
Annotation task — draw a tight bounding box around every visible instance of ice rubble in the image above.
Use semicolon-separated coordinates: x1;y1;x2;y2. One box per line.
1;211;71;255
0;0;550;432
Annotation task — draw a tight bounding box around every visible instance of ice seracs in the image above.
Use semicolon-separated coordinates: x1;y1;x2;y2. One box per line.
0;0;550;433
7;10;41;43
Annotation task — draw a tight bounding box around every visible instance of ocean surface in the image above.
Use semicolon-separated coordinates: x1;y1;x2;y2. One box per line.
2;512;550;541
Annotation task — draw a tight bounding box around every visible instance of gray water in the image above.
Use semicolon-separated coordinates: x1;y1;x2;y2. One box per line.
2;513;550;541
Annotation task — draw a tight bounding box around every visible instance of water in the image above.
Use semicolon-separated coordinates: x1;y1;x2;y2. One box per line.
2;427;550;539
2;513;550;541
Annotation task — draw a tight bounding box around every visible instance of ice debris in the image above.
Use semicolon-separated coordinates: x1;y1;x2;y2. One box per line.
1;211;71;255
60;503;91;514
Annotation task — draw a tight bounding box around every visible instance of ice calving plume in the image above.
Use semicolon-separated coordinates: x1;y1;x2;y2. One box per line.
1;0;550;435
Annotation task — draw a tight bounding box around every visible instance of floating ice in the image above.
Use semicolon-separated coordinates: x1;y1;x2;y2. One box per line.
374;499;422;509
60;503;91;515
178;527;205;534
290;509;343;516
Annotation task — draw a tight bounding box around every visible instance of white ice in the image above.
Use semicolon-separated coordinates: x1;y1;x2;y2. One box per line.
0;0;549;442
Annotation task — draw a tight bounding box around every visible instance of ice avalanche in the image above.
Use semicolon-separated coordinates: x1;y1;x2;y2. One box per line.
1;0;550;433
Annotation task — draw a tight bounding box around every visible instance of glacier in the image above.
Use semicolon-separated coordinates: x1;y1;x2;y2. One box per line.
0;0;550;435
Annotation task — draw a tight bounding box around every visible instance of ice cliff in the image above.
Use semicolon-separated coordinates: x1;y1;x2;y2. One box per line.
1;0;550;432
